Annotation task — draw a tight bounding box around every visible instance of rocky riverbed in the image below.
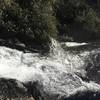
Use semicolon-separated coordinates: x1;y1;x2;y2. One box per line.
0;40;100;100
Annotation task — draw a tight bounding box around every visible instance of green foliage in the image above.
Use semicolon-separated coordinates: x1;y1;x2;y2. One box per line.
83;9;97;32
55;0;100;41
0;0;100;46
0;0;58;45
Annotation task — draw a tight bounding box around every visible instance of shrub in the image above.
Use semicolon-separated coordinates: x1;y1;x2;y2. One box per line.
0;0;58;46
55;0;100;41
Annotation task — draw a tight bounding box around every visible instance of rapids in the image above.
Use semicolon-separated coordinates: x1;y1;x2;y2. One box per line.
0;38;100;100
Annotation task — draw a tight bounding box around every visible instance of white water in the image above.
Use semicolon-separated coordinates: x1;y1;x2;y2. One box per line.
0;38;100;96
62;42;87;47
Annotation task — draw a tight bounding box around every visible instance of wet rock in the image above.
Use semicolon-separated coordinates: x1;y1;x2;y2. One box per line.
0;78;34;100
85;52;100;83
63;90;100;100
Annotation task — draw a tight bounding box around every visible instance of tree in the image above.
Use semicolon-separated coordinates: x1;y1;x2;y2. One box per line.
0;0;58;46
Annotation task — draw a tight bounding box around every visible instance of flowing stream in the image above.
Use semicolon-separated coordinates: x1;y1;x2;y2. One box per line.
0;38;100;100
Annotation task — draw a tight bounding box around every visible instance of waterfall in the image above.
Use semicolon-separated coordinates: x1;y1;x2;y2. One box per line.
49;38;65;57
49;38;89;73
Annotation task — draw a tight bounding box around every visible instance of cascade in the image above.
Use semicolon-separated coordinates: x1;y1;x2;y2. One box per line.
0;39;100;100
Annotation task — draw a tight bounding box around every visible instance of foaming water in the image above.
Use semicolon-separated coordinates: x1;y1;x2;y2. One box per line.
50;38;65;57
0;38;89;82
0;38;100;98
49;38;89;72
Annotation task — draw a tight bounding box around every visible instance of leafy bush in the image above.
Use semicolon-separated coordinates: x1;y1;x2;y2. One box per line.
55;0;100;41
0;0;100;48
0;0;58;46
